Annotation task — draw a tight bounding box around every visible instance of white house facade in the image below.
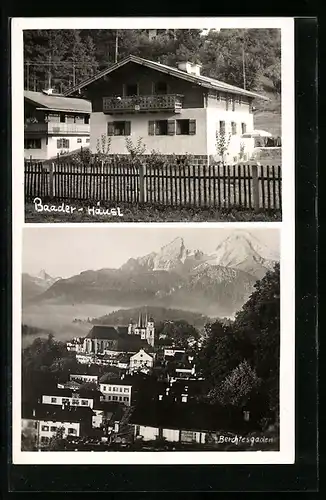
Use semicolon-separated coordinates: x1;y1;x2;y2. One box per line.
63;55;266;163
24;90;91;161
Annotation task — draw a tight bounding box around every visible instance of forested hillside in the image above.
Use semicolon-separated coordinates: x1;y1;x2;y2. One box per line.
23;28;281;102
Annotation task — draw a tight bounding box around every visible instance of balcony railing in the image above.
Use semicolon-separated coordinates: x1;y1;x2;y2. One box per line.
24;122;90;135
103;94;183;114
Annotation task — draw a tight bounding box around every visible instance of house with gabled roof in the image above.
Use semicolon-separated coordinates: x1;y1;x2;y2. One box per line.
24;89;91;160
63;55;268;163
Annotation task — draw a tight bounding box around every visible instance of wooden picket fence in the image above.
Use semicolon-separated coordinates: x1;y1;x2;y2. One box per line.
24;161;282;211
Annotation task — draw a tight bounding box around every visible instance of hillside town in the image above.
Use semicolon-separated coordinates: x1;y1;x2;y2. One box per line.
22;263;280;453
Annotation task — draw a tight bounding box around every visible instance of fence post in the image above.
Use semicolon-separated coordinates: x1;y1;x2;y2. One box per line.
139;163;147;204
251;164;260;211
49;162;54;198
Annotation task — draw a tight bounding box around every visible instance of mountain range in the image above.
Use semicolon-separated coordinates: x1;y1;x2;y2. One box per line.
22;232;279;317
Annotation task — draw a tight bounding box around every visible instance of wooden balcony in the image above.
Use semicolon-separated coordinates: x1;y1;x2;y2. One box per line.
103;94;183;114
24;122;90;135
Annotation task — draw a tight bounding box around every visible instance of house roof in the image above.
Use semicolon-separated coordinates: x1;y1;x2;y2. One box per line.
99;374;134;385
62;54;268;101
22;403;95;422
86;325;119;340
24;90;91;113
130;401;252;432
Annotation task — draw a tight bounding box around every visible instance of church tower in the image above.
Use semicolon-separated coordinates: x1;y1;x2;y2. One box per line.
146;316;155;348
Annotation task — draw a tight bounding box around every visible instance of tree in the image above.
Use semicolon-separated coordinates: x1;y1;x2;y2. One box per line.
48;426;66;450
209;360;262;407
197;320;253;385
234;263;280;416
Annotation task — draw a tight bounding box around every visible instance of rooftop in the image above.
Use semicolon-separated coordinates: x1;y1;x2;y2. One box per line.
130;401;253;432
24;90;91;113
63;55;268;101
22;403;95;422
99;374;134;386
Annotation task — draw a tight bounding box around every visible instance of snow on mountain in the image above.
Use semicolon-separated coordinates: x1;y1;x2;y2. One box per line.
206;231;278;279
121;237;206;273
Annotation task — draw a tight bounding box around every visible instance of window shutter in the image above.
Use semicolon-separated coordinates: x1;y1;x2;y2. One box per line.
125;121;131;135
225;95;229;111
189;119;196;135
148;121;155;136
232;97;235;111
167;120;176;136
107;122;115;136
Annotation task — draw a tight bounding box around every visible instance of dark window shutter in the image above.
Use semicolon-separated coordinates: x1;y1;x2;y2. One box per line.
225;95;229;111
107;122;115;136
125;121;131;135
148;121;155;136
168;120;176;136
57;139;61;148
232;97;235;111
189;119;196;135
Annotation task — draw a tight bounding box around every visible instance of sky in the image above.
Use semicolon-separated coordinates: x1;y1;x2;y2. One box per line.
22;226;280;279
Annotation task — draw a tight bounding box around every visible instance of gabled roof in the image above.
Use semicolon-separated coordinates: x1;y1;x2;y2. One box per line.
86;325;119;340
63;55;268;101
24;90;91;113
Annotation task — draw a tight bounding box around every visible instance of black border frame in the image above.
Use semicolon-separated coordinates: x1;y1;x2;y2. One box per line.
2;16;318;493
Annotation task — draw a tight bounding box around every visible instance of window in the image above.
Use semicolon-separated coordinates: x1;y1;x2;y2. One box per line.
71;399;79;405
68;428;77;435
60;113;66;123
148;120;168;136
41;425;49;432
41;436;49;444
112;396;118;401
113;387;117;392
176;119;196;135
77;138;82;143
119;387;123;392
107;121;131;136
125;83;138;96
81;400;88;406
51;397;57;403
50;426;57;432
57;138;69;149
107;395;112;400
123;397;129;402
85;115;90;124
124;388;129;393
62;398;70;405
225;95;229;111
24;138;41;149
219;121;226;134
231;122;237;135
154;81;168;94
241;123;247;134
119;396;123;401
86;138;90;143
232;97;236;111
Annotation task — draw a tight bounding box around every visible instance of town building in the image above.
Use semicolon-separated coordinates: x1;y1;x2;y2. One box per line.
130;400;254;444
41;386;102;409
63;54;267;163
70;374;98;385
99;375;133;406
129;349;154;373
24;89;91;161
21;403;94;449
81;324;152;355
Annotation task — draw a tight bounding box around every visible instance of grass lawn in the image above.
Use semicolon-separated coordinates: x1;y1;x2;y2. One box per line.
25;201;281;222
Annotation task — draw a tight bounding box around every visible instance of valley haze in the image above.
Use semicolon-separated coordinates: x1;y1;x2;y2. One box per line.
22;227;280;342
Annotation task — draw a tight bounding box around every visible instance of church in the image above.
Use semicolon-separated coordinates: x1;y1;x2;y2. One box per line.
128;313;155;348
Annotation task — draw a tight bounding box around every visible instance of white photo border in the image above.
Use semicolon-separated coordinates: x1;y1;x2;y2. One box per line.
11;17;295;465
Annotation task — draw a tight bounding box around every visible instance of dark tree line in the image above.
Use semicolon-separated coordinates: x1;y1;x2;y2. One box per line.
24;28;281;95
197;263;280;428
